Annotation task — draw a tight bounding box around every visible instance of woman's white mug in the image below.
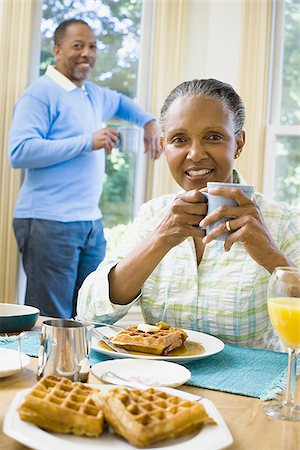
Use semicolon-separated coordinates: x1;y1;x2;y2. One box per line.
201;182;255;241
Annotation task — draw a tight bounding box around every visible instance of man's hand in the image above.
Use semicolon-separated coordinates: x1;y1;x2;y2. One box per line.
92;127;119;154
144;120;161;160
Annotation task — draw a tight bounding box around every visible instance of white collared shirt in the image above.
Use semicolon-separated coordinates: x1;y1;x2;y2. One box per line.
46;65;84;92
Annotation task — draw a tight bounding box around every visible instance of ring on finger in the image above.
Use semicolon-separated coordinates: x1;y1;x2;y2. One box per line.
225;220;232;232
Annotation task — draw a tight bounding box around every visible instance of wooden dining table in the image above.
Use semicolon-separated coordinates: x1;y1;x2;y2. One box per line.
1;319;299;450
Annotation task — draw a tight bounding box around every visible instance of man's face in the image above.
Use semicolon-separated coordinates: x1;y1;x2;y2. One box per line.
53;23;97;86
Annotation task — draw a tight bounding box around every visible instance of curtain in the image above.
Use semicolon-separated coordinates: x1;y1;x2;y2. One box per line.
235;0;273;190
0;0;36;303
146;0;189;200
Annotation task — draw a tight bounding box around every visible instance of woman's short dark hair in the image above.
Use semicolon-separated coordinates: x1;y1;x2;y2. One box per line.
54;19;90;45
159;78;245;134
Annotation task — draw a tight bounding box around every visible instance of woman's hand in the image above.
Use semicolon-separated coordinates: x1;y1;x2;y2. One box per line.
154;189;207;248
109;189;207;304
199;187;292;273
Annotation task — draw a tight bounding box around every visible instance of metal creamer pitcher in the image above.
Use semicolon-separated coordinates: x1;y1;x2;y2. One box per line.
37;319;90;382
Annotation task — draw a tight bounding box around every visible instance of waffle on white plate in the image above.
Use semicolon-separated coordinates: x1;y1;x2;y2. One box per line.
110;321;188;355
18;375;104;436
94;386;216;448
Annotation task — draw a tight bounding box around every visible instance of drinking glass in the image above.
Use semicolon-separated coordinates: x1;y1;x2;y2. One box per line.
264;266;300;421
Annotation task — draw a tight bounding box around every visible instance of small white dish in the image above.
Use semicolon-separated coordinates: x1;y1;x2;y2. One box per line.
4;387;233;450
0;348;30;378
91;358;191;387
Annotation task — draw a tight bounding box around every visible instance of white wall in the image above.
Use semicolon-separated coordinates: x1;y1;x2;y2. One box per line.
182;1;243;89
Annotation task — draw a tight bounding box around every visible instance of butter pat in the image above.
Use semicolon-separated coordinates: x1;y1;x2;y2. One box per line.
137;323;159;333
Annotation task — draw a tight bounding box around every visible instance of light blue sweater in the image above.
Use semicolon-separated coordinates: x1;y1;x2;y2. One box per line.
8;74;154;221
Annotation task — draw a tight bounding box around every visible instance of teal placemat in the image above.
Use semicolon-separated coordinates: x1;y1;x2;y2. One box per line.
0;332;40;357
185;344;290;400
0;332;112;363
0;333;293;401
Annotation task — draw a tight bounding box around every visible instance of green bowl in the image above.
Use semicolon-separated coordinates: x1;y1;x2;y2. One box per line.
0;303;40;333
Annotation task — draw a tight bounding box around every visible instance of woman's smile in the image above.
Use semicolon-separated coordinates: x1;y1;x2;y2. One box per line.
161;95;243;191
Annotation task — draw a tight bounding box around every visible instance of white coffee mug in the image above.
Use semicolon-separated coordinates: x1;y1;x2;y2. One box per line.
116;126;141;154
201;182;255;241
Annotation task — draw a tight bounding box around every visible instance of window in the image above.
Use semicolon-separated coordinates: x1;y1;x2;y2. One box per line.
40;0;144;227
264;0;300;206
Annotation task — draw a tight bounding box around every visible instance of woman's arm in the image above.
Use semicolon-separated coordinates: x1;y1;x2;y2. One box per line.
109;189;207;304
109;232;171;304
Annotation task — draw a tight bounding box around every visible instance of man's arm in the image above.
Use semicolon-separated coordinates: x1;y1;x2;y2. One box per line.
9;95;93;169
111;93;161;160
143;120;161;160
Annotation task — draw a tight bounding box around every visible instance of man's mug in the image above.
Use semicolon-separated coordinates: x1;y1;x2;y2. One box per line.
37;319;90;382
201;182;255;241
116;126;141;153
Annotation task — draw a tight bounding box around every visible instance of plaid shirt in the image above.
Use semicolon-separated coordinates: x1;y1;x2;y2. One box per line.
77;182;300;350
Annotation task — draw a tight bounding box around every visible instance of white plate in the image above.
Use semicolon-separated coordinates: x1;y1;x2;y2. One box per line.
3;387;233;450
91;327;224;363
0;348;30;378
91;358;191;387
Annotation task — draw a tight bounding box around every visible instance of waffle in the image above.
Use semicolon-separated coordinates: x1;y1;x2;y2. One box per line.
95;386;215;447
18;375;104;436
110;321;188;355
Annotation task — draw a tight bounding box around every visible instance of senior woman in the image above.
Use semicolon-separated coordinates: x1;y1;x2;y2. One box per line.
77;79;300;350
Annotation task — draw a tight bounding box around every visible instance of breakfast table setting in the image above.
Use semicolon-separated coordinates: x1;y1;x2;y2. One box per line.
1;299;300;450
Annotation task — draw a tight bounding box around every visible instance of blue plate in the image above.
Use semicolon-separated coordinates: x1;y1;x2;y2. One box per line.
0;303;40;333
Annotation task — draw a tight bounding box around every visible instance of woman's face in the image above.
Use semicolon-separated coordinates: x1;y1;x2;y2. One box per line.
160;95;245;191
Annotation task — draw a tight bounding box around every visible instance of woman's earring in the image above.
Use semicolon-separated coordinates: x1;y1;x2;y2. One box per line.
234;153;239;159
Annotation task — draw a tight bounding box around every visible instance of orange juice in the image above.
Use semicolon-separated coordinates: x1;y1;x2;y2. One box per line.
268;297;300;348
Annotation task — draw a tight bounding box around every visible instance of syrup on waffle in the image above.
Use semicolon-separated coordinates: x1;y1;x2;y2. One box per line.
18;375;104;436
95;386;216;447
110;321;188;355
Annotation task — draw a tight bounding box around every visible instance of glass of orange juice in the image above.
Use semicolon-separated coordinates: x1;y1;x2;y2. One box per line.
264;266;300;421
